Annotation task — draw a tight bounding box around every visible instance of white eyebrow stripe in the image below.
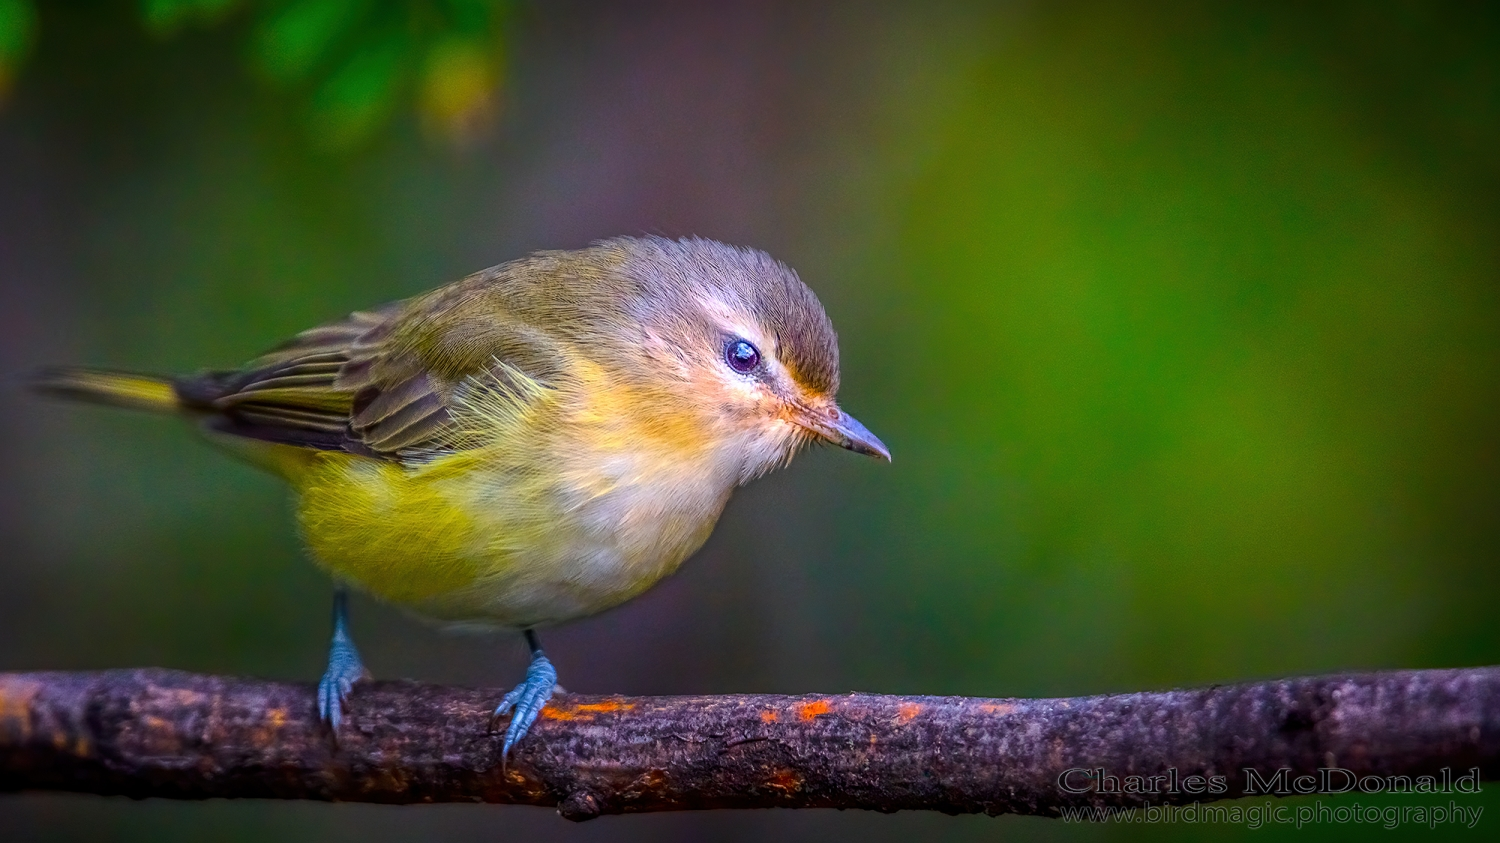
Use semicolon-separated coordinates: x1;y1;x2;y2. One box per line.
691;289;808;397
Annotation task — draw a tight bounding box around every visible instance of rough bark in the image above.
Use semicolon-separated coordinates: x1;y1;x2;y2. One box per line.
1;666;1496;820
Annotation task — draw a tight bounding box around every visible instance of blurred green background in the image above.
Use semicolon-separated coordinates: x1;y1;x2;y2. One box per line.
3;1;1499;841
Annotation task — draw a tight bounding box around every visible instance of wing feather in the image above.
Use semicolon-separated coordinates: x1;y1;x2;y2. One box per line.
179;295;554;462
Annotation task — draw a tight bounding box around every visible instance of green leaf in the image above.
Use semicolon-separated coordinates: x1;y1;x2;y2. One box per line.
308;29;405;148
142;0;241;37
254;0;367;84
440;0;496;32
0;0;36;64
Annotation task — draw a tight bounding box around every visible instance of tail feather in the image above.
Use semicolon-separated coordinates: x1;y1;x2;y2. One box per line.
30;367;182;413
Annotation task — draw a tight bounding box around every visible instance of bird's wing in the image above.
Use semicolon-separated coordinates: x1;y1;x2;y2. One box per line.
181;292;557;461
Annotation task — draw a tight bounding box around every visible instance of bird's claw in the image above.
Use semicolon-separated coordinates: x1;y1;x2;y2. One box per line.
317;634;367;732
490;653;557;758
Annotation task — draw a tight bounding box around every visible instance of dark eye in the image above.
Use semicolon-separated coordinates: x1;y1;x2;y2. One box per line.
725;339;761;374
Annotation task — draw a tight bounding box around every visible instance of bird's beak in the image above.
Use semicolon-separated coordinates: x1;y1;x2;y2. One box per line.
791;404;892;462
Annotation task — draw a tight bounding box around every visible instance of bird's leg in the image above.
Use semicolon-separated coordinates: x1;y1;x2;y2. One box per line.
489;628;558;757
316;586;368;731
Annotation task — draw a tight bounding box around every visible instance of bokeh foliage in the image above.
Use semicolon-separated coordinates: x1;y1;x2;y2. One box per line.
1;0;510;145
0;0;36;96
838;1;1500;696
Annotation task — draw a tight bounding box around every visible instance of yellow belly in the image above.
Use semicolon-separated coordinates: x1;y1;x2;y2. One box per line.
291;448;724;628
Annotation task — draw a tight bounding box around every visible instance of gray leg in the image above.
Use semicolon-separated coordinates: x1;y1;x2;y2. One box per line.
490;629;558;758
317;587;367;731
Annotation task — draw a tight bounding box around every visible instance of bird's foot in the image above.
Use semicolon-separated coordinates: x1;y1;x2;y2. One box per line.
317;633;368;732
489;652;558;758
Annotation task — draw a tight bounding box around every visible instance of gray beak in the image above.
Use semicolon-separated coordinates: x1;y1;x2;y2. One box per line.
813;409;892;462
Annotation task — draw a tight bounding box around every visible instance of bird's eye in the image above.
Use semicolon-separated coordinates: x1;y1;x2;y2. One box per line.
724;339;761;374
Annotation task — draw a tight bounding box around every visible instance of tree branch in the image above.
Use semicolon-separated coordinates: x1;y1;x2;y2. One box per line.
1;666;1496;820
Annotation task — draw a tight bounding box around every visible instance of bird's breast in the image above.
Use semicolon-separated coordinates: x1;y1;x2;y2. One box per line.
294;435;734;628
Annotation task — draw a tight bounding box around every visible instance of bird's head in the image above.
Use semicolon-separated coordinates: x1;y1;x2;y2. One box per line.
590;236;889;485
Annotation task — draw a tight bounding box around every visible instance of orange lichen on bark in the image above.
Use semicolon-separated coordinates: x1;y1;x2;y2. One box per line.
760;709;778;722
250;706;291;746
622;768;668;796
541;698;635;721
797;699;831;721
167;688;207;707
897;702;921;722
979;703;1016;715
0;678;41;741
766;768;803;792
138;714;182;754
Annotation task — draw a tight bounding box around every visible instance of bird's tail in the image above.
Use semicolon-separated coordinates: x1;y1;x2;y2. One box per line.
30;367;182;413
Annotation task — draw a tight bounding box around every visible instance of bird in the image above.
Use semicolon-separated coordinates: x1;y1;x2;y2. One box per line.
31;235;890;756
